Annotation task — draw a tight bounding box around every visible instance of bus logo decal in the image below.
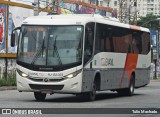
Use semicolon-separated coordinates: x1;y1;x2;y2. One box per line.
101;58;114;66
43;78;49;82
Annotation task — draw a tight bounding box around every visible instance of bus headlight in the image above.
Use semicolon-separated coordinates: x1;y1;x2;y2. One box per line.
17;69;28;78
64;69;82;79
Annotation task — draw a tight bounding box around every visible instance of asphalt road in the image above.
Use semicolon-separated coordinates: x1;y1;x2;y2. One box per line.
0;81;160;117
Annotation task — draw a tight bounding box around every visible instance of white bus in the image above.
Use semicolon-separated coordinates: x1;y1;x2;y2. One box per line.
11;14;150;101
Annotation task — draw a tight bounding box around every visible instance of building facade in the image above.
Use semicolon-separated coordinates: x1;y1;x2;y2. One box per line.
86;0;160;18
46;0;160;18
137;0;160;17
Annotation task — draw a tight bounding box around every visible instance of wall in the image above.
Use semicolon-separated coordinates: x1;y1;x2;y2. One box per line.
0;59;16;78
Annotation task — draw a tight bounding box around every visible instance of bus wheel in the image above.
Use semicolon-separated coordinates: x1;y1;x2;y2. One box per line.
85;81;96;101
126;75;135;96
34;92;46;101
117;75;135;96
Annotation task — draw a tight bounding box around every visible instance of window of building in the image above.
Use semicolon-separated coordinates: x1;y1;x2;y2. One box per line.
114;1;117;6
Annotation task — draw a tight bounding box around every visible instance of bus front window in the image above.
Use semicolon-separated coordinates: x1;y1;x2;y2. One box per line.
17;25;83;70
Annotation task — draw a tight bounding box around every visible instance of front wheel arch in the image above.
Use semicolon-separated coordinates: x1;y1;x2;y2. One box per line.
94;73;101;91
82;72;101;101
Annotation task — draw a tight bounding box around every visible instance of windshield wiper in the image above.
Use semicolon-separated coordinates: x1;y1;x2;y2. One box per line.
53;35;62;65
31;37;45;65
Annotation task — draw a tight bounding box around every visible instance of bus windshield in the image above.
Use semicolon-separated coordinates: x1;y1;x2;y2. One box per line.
17;25;83;68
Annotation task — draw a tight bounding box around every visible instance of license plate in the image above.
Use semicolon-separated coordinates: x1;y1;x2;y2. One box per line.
41;89;52;94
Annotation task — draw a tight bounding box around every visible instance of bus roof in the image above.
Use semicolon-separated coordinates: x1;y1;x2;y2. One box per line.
23;14;149;32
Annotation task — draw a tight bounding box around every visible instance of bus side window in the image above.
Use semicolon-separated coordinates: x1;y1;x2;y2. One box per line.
132;36;138;54
132;32;142;54
141;32;150;54
135;34;142;54
108;32;114;52
105;37;110;52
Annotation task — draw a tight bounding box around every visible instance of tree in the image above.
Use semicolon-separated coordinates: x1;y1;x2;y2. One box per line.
137;13;160;30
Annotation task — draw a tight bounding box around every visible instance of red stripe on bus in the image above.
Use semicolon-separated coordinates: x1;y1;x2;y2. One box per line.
120;54;138;88
130;25;141;30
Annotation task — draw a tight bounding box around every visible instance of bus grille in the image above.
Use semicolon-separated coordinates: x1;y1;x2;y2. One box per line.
29;84;64;90
29;77;64;82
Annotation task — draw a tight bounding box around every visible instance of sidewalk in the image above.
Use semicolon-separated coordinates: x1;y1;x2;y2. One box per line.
151;79;160;82
0;86;16;91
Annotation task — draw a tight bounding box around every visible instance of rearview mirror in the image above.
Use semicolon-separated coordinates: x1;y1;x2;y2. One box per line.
10;27;21;47
11;33;15;47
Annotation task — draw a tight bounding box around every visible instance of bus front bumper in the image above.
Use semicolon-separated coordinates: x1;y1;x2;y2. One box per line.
16;73;82;94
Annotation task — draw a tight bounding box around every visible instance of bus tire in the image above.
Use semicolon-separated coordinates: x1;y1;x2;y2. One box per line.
117;75;135;96
85;81;97;101
126;75;135;96
34;92;46;101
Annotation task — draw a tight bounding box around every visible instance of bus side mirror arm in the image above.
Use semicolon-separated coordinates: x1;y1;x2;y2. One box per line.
11;33;15;47
11;27;21;47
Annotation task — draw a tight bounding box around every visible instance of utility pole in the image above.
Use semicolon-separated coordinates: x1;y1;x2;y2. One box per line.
33;0;39;16
119;0;137;24
119;0;122;22
129;0;138;25
4;0;10;79
126;0;130;24
119;0;127;23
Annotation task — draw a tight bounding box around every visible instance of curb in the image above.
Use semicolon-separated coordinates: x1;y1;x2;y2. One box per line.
0;86;17;91
150;79;160;82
